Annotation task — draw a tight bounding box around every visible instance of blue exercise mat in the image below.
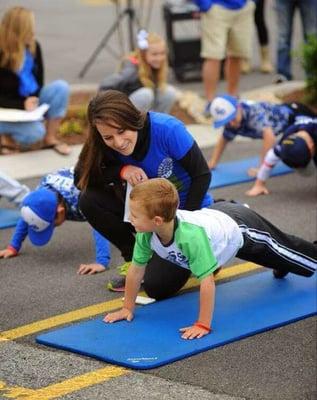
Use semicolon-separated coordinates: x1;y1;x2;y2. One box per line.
36;272;316;369
210;157;293;189
0;208;20;229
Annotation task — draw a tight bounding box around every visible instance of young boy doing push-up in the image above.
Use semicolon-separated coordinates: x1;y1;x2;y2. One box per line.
104;178;316;339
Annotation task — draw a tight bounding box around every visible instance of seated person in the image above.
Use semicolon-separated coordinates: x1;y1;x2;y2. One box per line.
104;178;316;339
0;6;70;155
0;170;29;205
208;94;316;176
0;167;110;275
246;117;317;197
99;30;177;114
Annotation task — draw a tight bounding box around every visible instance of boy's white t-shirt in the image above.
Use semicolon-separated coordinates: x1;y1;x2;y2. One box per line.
133;208;244;280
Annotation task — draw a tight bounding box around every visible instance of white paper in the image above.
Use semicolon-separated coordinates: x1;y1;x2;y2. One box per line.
122;296;156;305
123;182;132;222
0;103;49;122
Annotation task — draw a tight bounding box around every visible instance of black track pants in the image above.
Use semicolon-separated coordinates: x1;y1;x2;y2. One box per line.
210;202;316;277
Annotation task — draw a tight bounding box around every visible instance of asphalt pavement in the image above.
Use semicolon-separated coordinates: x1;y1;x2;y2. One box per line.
0;1;316;400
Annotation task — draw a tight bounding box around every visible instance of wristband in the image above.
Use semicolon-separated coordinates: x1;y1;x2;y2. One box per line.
120;165;130;180
194;321;212;333
7;245;18;256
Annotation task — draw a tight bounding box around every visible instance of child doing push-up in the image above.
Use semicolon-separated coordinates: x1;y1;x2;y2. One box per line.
104;178;316;339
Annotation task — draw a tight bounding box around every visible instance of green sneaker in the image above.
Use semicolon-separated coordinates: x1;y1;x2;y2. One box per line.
107;261;131;292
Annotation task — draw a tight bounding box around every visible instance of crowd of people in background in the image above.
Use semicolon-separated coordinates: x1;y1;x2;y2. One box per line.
0;2;316;338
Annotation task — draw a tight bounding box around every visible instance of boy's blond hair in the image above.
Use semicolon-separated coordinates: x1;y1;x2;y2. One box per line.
130;178;179;222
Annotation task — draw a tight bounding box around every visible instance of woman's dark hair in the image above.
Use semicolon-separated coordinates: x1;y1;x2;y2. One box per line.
77;90;146;191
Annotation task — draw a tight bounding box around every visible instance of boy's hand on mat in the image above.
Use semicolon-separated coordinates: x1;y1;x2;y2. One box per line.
77;263;106;275
179;325;210;340
0;248;18;259
104;308;134;323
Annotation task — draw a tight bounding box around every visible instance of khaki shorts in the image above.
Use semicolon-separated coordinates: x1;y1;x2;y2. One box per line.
201;0;255;60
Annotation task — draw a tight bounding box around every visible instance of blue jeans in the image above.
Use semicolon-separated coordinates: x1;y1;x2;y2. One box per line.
275;0;317;80
0;80;69;145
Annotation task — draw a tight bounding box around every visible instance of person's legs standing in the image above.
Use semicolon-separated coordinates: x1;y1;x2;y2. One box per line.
225;56;241;96
275;0;296;81
255;0;268;46
298;0;317;40
201;5;230;104
227;0;255;93
255;0;273;72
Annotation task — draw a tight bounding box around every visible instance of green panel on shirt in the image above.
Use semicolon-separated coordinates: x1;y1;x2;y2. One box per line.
175;221;218;280
132;232;153;266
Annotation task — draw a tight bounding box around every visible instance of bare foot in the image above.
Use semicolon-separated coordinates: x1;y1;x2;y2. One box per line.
43;141;71;156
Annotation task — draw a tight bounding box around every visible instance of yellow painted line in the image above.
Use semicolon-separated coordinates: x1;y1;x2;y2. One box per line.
183;261;261;290
0;380;36;398
0;262;261;341
0;298;124;341
0;366;128;400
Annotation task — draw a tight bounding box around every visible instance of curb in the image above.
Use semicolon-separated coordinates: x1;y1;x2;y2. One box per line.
0;81;305;181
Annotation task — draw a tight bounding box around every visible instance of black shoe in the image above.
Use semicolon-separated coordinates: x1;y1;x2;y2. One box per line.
273;269;289;279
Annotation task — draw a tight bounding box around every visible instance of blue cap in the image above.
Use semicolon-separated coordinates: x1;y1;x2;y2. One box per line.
20;189;58;246
279;136;311;168
210;95;238;128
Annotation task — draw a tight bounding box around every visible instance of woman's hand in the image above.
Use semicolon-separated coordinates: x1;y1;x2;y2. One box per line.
77;263;106;275
24;96;39;111
104;307;134;323
121;165;148;186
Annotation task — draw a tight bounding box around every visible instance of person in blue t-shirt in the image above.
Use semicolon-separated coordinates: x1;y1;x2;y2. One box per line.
208;94;316;176
75;90;212;296
0;167;111;274
246;117;317;197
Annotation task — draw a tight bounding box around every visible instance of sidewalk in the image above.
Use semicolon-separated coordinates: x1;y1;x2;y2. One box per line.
0;81;305;180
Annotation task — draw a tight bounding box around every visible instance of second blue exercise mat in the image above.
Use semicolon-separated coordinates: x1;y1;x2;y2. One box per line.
210;157;293;189
0;208;20;229
36;272;316;369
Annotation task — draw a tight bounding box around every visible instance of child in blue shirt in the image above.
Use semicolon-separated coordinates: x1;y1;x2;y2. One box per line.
0;167;111;274
247;117;317;197
208;94;316;176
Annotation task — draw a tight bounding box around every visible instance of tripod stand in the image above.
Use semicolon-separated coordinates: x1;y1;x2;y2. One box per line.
78;0;138;78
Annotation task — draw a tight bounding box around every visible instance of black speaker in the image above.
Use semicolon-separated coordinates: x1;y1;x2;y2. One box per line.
162;2;202;82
